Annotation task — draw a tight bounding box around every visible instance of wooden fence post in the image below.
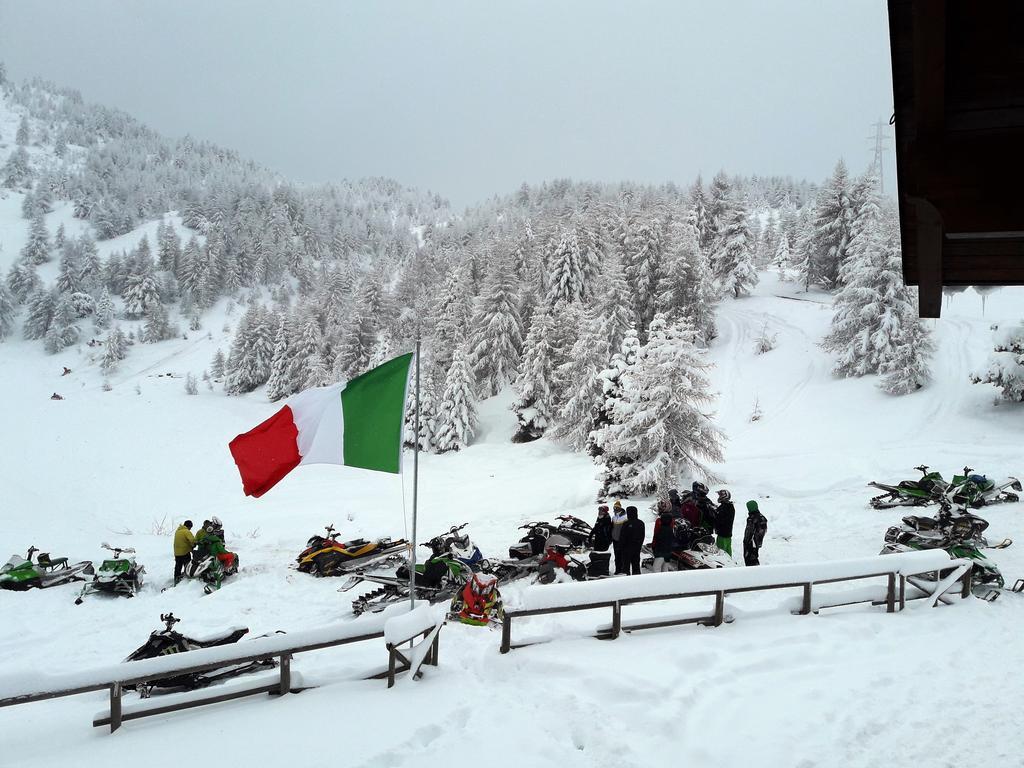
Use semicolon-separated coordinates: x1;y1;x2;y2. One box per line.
801;583;813;615
387;646;396;689
430;627;440;666
713;591;725;626
278;654;291;696
961;564;973;598
898;575;906;611
500;616;512;654
109;682;122;733
886;573;896;613
611;602;621;639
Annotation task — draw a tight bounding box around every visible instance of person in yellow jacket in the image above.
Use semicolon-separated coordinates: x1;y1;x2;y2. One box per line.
173;520;195;584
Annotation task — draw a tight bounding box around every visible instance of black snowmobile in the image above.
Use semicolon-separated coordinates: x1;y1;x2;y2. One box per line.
124;614;279;696
508;522;557;560
75;543;144;604
641;521;733;572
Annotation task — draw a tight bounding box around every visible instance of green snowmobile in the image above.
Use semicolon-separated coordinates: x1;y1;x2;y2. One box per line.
0;547;94;591
869;465;1021;509
75;544;145;603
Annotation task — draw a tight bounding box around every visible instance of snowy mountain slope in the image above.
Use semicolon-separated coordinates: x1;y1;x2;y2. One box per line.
2;265;1024;767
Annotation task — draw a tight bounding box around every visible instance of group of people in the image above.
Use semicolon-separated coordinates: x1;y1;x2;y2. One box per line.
172;517;233;584
589;483;769;575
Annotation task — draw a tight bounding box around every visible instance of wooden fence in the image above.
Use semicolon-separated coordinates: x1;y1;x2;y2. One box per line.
500;549;972;653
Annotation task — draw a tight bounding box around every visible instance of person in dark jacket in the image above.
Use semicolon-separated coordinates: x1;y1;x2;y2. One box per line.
620;506;646;576
714;490;736;556
692;482;717;531
743;500;768;566
590;505;613;552
667;489;684;520
650;507;677;572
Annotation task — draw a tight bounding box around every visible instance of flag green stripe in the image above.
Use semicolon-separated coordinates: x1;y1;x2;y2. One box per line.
340;352;413;474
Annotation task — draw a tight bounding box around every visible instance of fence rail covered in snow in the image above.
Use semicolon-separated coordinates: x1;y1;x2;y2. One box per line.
0;603;445;732
499;550;972;653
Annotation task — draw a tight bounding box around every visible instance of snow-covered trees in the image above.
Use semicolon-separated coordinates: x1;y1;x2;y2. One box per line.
101;326;128;373
822;187;933;394
658;222;716;344
0;281;15;341
2;147;31;189
971;323;1024;401
433;342;477;453
15;115;29;146
23;289;56;340
594;314;724;497
7;261;42;303
546;228;585;306
44;294;79;353
809;160;853;289
551;310;609;451
143;299;173;342
468;259;523;396
224;304;275;394
20;215;51;265
712;196;757;298
511;308;557;443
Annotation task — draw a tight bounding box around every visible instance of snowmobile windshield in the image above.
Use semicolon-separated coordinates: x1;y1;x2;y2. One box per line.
101;559;129;571
3;555;27;569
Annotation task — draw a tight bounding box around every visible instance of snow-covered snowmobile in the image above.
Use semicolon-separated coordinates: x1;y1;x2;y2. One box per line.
553;515;593;549
535;535;588;584
187;535;238;594
124;613;278;695
869;465;1021;509
342;526;479;615
449;572;503;627
75;543;145;603
295;524;409;577
0;547;94;591
880;507;1012;600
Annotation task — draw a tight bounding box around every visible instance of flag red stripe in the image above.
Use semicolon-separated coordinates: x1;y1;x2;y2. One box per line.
228;405;301;498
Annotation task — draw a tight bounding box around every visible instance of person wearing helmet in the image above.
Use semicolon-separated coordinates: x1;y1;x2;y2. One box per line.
537;534;573;584
714;490;736;556
610;501;628;574
667;488;684;520
590;505;613;552
692;482;717;531
451;572;503;626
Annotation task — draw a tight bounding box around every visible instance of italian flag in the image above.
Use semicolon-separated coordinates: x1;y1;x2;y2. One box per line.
229;353;413;497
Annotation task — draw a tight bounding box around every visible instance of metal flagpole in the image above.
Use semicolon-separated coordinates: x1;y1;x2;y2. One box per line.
409;334;420;608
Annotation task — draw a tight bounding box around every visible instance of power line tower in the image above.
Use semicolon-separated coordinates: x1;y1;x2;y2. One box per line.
868;118;890;194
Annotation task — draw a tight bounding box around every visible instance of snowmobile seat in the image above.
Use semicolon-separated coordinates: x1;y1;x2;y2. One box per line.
36;553;68;570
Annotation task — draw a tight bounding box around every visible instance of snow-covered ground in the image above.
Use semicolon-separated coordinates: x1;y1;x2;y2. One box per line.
3;195;1024;768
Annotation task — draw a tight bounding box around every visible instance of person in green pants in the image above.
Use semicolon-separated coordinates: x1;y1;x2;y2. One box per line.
714;490;735;556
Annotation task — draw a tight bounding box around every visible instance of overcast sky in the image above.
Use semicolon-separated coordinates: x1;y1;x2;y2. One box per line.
0;1;896;208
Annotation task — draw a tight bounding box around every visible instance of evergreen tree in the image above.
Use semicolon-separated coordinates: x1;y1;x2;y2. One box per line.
403;363;439;452
623;217;666;334
596;315;724;497
93;290;114;330
122;273;161;318
225;305;275;394
511;308;557;442
551;309;610;451
595;254;636;356
101;326;128;373
688;177;712;251
432;270;471;371
56;241;82;295
20;214;51;265
0;280;15;341
2;147;32;188
54;222;66;249
334;277;381;378
810;160;853;288
23;288;56;340
972;322;1024;401
15;115;29;146
265;315;293;400
7;260;42;303
211;348;227;380
44;295;79;353
712;196;758;298
706;171;732;249
657;221;716;344
880;316;934;395
469;259;523;396
545;228;584;306
433;342;478;453
773;232;791;280
143;298;172;342
78;234;102;291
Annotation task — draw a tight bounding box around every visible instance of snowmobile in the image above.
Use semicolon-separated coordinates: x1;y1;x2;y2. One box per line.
640;522;733;572
342;526;478;615
75;543;145;603
535;535;588;584
187;538;239;594
449;572;504;627
124;613;278;696
508;521;557;560
0;547;94;591
869;465;1021;509
553;515;593;549
295;524;409;577
880;506;1012;599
